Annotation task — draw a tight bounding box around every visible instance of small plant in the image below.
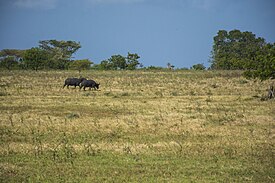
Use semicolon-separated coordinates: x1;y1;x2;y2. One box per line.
238;79;249;84
155;91;163;97
123;145;132;154
52;132;76;165
205;96;212;103
189;90;196;96
66;113;80;119
82;92;91;97
206;90;213;96
103;91;113;96
121;92;130;97
210;83;218;88
173;141;184;156
0;91;8;96
8;114;14;127
171;91;179;96
31;128;44;156
83;143;100;156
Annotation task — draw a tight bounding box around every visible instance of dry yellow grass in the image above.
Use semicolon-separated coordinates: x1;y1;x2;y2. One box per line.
0;70;274;182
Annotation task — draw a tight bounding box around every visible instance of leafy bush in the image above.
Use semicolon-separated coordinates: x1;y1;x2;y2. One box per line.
191;63;206;70
69;59;93;72
99;53;141;70
0;56;18;70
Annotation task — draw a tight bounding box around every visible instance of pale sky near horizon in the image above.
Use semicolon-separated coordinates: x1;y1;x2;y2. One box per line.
0;0;275;68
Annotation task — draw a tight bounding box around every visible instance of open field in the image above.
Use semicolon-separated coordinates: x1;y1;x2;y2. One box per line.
0;70;274;182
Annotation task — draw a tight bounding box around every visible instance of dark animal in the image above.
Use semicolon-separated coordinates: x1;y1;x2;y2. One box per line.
63;77;86;89
268;85;274;99
80;80;100;91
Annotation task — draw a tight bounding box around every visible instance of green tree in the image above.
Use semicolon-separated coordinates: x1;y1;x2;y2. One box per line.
244;43;275;80
39;40;81;56
210;29;266;70
110;55;127;70
23;47;48;70
99;60;113;70
126;52;140;70
145;66;165;70
0;49;25;70
211;29;274;80
39;40;81;69
191;63;206;70
69;59;93;73
99;53;141;70
0;49;25;58
0;56;18;70
99;55;126;70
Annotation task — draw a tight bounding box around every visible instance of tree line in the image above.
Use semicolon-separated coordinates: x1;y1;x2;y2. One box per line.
0;40;141;72
1;29;274;80
0;40;82;71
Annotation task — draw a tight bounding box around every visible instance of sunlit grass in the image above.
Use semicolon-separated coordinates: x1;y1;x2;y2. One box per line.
0;70;274;182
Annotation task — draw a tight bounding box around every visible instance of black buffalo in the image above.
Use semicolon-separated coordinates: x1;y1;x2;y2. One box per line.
80;80;100;91
63;77;86;89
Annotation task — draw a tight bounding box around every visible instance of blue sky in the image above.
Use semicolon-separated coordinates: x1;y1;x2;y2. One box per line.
0;0;275;68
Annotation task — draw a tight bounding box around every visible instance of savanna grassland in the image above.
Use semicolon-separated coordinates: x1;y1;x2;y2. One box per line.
0;70;274;182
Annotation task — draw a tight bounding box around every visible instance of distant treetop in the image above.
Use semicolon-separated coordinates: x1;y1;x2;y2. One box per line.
210;29;275;80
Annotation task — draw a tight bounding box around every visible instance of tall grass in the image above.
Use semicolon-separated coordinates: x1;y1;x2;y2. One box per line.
0;70;274;182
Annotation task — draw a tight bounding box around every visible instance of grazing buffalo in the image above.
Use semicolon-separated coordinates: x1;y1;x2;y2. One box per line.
63;77;86;89
80;80;100;91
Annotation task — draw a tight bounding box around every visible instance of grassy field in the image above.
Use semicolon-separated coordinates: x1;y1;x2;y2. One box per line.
0;70;274;182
